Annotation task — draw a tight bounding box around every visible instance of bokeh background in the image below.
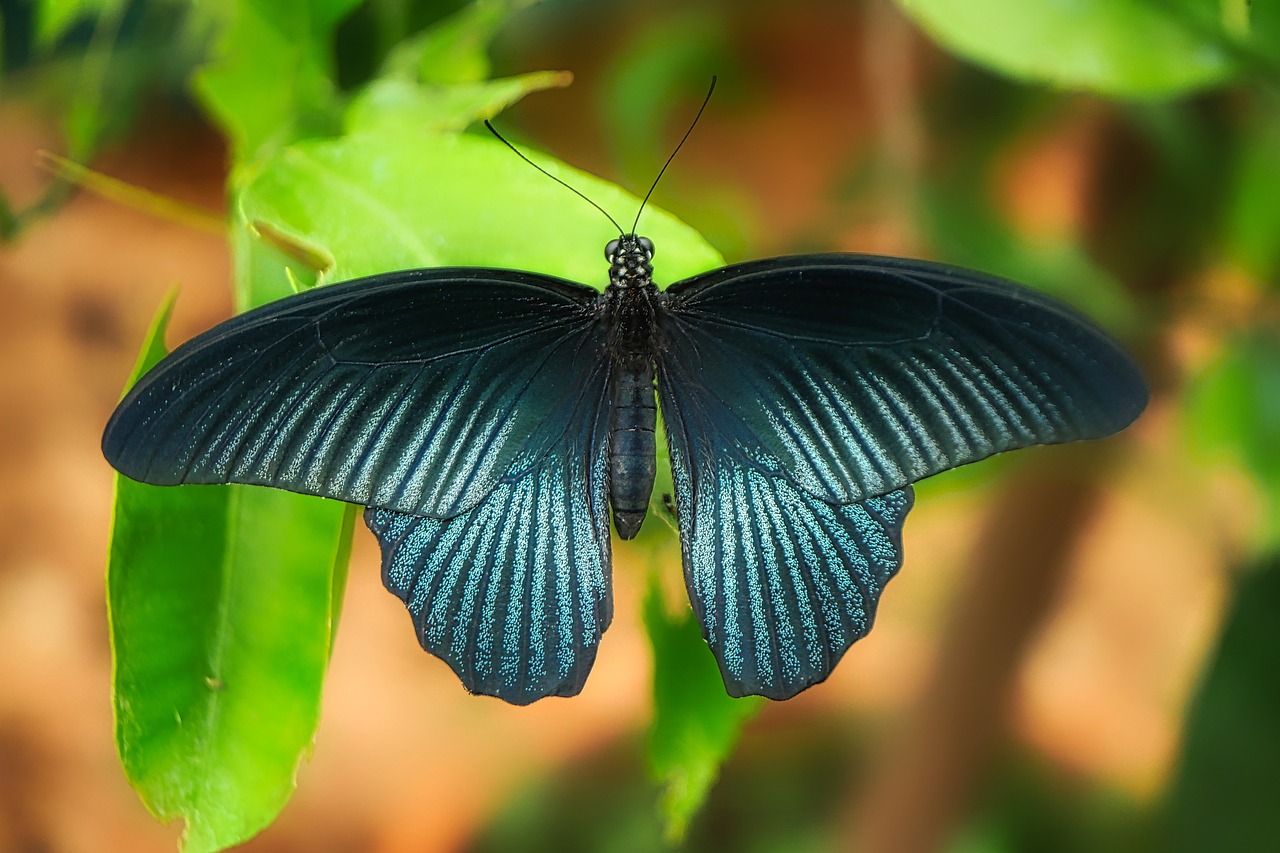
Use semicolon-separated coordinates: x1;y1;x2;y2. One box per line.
2;0;1278;851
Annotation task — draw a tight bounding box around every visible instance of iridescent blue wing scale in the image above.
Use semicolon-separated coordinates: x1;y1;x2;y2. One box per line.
365;328;613;704
102;268;603;519
657;254;1148;508
655;253;1146;698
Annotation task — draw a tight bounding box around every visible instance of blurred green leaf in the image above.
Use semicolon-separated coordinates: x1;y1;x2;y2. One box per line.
602;9;730;181
108;295;355;853
1084;101;1235;291
62;15;121;157
1163;0;1280;74
895;0;1239;98
645;574;763;844
47;0;139;160
1;1;207;239
952;755;1145;853
33;0;123;51
1160;556;1280;852
192;0;364;162
345;70;570;135
920;186;1141;334
0;194;15;240
381;0;532;84
1185;329;1280;551
1224;104;1280;281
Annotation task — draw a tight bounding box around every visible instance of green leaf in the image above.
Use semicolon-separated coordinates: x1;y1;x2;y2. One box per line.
1160;556;1280;852
238;130;725;286
603;9;731;180
645;574;763;843
1224;107;1280;281
344;70;571;136
894;0;1240;98
1184;329;1280;552
1162;0;1280;75
33;0;124;51
381;0;533;84
57;0;128;158
191;0;364;162
108;295;355;853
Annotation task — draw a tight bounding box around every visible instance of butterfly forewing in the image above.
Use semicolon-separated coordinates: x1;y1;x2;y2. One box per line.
364;328;614;705
102;269;602;519
656;254;1147;507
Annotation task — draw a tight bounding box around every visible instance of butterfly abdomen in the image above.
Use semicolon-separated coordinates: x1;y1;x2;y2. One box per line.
607;360;657;539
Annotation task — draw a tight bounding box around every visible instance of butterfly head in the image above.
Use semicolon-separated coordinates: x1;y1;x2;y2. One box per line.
605;234;654;289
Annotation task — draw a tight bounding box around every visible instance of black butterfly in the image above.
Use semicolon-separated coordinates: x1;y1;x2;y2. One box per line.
102;232;1146;705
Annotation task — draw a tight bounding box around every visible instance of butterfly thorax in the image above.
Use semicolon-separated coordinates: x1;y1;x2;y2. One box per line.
602;235;660;540
602;233;659;362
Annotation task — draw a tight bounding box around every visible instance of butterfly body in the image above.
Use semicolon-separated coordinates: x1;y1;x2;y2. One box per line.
602;235;661;539
104;239;1147;705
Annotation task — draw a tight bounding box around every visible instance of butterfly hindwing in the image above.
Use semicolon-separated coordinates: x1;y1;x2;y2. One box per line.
364;322;614;704
657;254;1148;507
658;365;913;699
102;269;602;519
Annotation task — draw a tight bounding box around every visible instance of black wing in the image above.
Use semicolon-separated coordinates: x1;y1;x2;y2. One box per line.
364;329;613;704
103;268;603;518
656;254;1148;507
654;253;1146;698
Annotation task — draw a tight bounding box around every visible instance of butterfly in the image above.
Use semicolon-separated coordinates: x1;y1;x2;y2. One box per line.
102;228;1147;705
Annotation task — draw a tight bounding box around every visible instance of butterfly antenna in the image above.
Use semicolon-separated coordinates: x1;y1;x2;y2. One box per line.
631;75;717;235
484;120;625;235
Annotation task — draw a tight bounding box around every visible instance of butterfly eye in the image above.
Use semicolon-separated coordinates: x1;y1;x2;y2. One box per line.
605;238;620;261
638;236;654;259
